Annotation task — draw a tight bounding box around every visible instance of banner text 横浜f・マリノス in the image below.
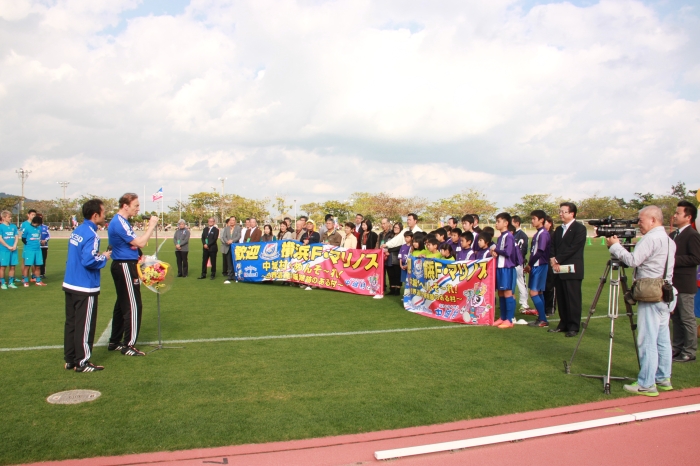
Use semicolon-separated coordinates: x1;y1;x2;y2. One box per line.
233;240;384;296
403;257;496;325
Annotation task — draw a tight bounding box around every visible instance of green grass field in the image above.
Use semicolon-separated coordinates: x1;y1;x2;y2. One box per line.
1;240;698;465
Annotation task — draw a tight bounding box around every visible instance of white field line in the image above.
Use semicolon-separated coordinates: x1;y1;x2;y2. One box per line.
374;403;700;460
0;314;617;353
96;319;112;347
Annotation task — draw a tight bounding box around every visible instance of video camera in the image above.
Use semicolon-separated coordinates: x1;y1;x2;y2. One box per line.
588;216;639;239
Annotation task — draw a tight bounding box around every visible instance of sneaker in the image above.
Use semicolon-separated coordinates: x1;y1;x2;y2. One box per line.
224;280;231;284
492;318;504;327
23;282;29;287
521;308;537;316
498;320;514;329
75;361;104;372
64;362;76;370
36;282;47;286
7;283;17;289
528;319;549;327
656;378;673;391
623;382;659;397
305;286;312;291
1;284;6;290
121;345;146;356
107;343;125;352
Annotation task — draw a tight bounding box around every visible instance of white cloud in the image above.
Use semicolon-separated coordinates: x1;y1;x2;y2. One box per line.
0;0;698;210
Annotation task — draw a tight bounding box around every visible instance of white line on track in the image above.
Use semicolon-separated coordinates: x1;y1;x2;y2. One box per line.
0;314;618;353
96;319;112;346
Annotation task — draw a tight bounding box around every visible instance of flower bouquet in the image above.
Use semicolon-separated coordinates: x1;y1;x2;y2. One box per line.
137;255;174;294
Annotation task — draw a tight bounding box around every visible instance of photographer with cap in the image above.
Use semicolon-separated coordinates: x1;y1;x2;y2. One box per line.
606;205;676;396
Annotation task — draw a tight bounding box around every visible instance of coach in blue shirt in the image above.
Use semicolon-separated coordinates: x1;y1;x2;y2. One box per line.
107;193;159;357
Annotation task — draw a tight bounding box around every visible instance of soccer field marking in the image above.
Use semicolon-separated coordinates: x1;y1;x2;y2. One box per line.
0;314;618;353
96;319;112;346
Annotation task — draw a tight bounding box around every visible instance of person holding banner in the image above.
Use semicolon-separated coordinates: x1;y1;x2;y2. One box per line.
278;222;293;240
301;220;320;245
320;218;342;246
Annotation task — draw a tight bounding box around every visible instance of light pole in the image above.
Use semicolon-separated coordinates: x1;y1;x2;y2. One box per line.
16;168;32;226
218;177;226;224
58;181;70;228
294;199;297;224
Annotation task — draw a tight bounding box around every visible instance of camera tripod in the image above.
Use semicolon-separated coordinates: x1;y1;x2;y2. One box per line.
564;243;640;394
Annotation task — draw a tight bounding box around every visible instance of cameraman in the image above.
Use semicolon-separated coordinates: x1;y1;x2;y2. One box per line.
606;206;676;396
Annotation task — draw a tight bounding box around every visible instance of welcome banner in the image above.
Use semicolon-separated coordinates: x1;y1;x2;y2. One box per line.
403;257;496;325
233;240;384;296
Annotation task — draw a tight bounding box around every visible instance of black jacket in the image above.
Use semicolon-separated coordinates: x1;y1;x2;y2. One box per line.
202;226;219;252
551;220;586;281
670;226;700;294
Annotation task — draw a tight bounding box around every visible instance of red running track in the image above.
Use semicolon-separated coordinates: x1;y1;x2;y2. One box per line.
21;387;700;466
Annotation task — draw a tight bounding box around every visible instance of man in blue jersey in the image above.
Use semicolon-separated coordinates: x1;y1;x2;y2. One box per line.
0;210;20;289
63;199;111;372
107;193;159;356
20;209;37;281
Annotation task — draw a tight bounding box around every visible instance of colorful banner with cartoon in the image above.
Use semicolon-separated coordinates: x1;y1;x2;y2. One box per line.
233;240;384;296
403;257;496;325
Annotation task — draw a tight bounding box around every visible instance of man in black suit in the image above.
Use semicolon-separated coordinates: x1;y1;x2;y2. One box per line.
549;202;587;337
199;217;219;280
670;200;700;363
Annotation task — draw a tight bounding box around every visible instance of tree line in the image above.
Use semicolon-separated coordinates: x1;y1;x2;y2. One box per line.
1;181;696;227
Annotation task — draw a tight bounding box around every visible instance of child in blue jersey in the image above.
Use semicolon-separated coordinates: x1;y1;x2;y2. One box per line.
0;210;20;289
20;209;37;281
399;230;413;285
456;231;475;261
491;213;519;328
21;214;45;286
525;210;552;328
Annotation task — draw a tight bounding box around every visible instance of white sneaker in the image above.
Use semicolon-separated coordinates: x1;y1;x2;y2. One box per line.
305;286;312;290
224;280;231;284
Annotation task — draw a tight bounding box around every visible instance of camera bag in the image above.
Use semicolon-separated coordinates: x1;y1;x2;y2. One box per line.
630;238;673;303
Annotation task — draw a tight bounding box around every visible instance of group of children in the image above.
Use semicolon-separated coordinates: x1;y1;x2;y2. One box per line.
0;209;50;289
396;211;553;329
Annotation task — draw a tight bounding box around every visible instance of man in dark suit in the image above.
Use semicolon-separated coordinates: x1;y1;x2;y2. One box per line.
670;200;700;363
549;202;587;337
199;217;219;280
243;218;262;243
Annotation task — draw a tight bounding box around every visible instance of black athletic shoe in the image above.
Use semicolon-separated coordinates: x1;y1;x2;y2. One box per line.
75;361;104;372
64;362;76;370
121;345;146;356
108;343;125;352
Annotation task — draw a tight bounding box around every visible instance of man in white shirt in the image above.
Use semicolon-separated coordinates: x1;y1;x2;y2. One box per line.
239;218;250;243
607;205;676;396
383;213;423;250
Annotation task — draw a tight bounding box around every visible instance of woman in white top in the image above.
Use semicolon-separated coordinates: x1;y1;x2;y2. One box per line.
341;222;358;249
277;221;294;240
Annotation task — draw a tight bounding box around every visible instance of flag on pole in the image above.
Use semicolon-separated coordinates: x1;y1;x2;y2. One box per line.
152;187;163;202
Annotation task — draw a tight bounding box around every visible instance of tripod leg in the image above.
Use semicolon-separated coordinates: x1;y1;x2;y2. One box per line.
619;272;640;369
566;261;612;373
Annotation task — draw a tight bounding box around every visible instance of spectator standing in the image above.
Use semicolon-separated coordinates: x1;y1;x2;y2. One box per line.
549;203;586;337
360;220;378;249
382;213;423;250
512;215;531;314
386;222;403;295
220;216;241;280
543;216;557;316
320;218;342;246
294;218;307;240
607;206;676;396
341;222;358;248
173;219;190;277
199;218;219;280
261;224;275;242
670;201;700;363
244;218;262;242
300;220;320;245
278;222;293;240
239;218;250;243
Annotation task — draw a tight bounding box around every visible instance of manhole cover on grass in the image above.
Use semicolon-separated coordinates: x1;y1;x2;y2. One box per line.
47;390;101;405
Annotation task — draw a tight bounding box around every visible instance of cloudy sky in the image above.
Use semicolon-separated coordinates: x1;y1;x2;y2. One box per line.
1;0;699;211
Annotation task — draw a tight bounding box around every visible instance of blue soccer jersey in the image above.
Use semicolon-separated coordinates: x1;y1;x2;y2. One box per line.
108;214;139;260
0;223;19;250
23;224;42;250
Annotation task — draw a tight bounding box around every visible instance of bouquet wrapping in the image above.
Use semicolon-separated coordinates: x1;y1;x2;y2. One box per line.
137;255;174;293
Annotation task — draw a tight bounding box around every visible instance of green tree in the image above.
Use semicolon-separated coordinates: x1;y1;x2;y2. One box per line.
576;195;636;219
273;196;293;217
348;192;426;223
424;189;497;223
506;194;562;219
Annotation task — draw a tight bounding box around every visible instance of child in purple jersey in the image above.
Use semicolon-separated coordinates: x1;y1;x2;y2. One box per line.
473;228;494;260
491;213;519;328
455;231;474;261
525;210;552;328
